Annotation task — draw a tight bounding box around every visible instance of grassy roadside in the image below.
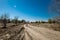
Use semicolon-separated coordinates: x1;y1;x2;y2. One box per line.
30;23;60;31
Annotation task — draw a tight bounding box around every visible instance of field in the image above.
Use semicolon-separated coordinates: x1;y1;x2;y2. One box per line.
30;23;60;31
0;23;60;40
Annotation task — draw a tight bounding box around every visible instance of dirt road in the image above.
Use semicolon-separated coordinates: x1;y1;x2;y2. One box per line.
24;24;60;40
0;24;60;40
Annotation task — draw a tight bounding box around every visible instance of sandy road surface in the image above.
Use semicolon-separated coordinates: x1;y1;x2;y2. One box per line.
24;24;60;40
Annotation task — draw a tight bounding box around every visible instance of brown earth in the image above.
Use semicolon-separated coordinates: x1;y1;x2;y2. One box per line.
0;23;60;40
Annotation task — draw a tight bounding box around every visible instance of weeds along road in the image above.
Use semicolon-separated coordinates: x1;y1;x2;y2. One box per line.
24;24;60;40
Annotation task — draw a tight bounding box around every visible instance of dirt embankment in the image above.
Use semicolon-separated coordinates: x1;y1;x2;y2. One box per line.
0;24;25;40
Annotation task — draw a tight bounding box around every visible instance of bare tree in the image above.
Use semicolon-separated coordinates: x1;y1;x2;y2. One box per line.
49;0;60;23
14;16;18;25
21;19;26;23
0;14;9;28
53;16;60;23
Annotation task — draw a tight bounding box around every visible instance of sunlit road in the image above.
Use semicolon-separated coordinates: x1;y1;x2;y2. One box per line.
24;24;60;40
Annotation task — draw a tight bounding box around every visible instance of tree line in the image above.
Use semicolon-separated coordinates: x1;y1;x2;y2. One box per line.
0;14;26;28
0;14;60;28
31;19;60;24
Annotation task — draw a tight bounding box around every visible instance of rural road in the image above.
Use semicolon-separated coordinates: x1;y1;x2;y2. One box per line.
24;24;60;40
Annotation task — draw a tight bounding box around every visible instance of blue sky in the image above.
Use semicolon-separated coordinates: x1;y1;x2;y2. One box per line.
0;0;53;22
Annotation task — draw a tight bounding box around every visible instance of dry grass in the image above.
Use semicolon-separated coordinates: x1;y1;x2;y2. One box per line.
30;23;60;31
0;23;25;40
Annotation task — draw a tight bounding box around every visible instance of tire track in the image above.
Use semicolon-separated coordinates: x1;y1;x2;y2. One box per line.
28;25;60;40
25;31;33;40
24;24;50;40
8;27;25;40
